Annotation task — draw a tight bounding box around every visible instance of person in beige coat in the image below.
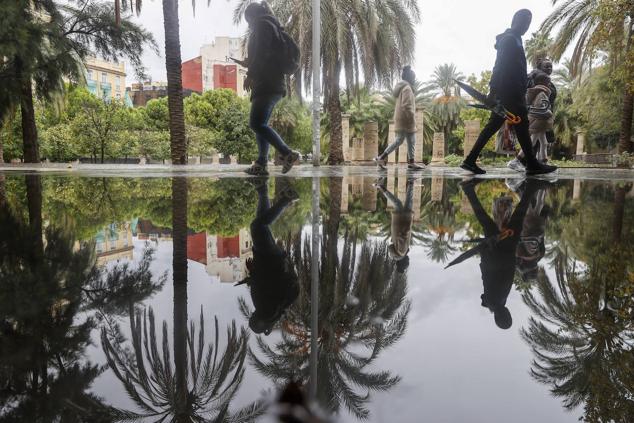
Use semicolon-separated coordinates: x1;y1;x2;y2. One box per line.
374;66;424;171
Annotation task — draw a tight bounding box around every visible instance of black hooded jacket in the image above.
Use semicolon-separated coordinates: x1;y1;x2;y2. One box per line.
489;29;528;104
247;14;286;98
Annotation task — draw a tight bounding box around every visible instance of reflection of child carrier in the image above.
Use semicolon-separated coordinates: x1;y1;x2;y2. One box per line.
516;188;548;282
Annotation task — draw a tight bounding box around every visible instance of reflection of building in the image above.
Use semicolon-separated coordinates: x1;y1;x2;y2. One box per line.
136;220;172;243
84;57;130;104
127;81;167;107
206;229;252;283
95;222;134;266
182;37;248;96
187;232;207;265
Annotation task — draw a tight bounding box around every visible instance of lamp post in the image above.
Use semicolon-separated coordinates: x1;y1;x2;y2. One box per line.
311;0;321;166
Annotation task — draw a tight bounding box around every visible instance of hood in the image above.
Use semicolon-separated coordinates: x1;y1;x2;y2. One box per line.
526;85;551;104
393;80;410;97
257;14;281;29
495;28;519;50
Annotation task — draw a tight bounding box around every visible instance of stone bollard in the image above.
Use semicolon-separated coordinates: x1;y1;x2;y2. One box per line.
430;132;445;166
212;152;220;164
415;110;425;163
387;120;397;164
230;155;238;164
576;131;586;157
351;137;364;162
364;121;379;162
164;159;172;165
139;157;147;165
351;175;364;196
342;113;351;162
464;120;480;159
190;156;201;165
573;179;581;201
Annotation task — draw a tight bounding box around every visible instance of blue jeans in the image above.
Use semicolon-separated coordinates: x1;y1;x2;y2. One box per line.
382;132;416;161
250;94;292;165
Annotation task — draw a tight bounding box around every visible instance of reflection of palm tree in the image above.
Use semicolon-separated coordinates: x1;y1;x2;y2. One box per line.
102;177;262;422
521;261;634;420
246;234;409;419
417;200;459;264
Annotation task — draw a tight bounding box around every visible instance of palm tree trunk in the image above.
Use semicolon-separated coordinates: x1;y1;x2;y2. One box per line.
618;22;634;154
17;60;40;164
25;175;43;258
326;64;344;165
162;0;187;165
612;185;629;242
171;177;189;422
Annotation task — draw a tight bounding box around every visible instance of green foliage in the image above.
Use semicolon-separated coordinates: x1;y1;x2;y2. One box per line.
270;97;313;153
428;64;466;145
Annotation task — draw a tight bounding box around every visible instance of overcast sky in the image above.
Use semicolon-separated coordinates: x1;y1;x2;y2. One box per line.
125;0;556;87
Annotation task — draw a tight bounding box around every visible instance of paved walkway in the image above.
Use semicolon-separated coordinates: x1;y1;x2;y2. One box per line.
1;163;633;181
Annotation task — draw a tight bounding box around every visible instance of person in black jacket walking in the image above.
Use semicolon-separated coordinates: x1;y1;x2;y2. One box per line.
461;9;557;176
240;2;300;176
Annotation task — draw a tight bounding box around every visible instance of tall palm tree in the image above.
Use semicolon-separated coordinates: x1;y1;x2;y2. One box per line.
524;31;554;68
234;0;421;164
427;63;465;147
540;0;634;154
243;234;410;419
417;199;460;264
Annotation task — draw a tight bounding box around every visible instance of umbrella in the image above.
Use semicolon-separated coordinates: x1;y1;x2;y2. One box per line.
455;80;521;124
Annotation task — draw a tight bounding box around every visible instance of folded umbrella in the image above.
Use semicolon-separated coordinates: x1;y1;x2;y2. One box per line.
455;80;521;124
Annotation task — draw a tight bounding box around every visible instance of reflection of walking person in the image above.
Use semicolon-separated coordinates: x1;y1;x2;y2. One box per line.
374;177;414;273
460;9;557;176
241;2;300;176
374;66;424;171
448;179;544;329
238;178;299;335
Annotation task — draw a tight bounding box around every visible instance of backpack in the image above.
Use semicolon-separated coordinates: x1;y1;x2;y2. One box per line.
273;26;300;75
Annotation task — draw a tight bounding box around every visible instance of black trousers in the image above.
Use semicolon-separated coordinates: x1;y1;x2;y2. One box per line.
465;102;539;167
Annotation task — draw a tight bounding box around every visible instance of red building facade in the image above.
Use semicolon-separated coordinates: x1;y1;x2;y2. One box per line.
182;56;203;93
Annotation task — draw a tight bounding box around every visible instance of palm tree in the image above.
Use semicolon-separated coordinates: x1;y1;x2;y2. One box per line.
417;199;460;264
244;234;409;419
234;0;421;164
540;0;634;154
427;64;465;148
525;31;554;68
0;1;155;163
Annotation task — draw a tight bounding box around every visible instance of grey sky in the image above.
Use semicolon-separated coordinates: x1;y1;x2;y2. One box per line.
125;0;556;87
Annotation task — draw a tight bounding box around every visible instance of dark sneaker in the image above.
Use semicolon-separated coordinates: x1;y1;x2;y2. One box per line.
460;161;486;175
275;179;300;203
408;161;425;171
526;163;558;176
282;151;300;174
245;163;269;176
374;156;388;171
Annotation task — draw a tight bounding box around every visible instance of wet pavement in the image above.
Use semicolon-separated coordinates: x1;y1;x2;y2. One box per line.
0;168;632;422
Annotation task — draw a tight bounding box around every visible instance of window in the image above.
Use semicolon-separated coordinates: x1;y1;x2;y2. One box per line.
87;69;93;81
102;72;107;83
115;75;121;90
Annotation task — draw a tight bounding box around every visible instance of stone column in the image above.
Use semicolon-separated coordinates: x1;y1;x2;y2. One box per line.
342;113;351;162
386;168;397;210
464;119;480;159
576;131;586;157
351;175;364;197
351;138;364;162
212;152;220;164
460;192;473;214
362;177;377;211
139;157;147;165
364;121;379;161
415;110;425;162
230;155;238;164
430;132;445;166
413;183;422;221
387;120;397;163
190;156;201;165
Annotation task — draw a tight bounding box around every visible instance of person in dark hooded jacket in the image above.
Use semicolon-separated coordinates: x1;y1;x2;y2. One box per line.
450;179;544;329
240;2;300;176
238;178;300;335
461;9;557;177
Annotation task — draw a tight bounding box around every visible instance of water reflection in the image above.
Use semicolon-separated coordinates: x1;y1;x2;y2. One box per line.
0;173;632;422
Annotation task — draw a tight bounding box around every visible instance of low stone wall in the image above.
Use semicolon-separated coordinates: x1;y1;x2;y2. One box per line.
575;153;614;164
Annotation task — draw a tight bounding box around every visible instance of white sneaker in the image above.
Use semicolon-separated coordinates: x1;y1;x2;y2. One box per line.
507;158;525;172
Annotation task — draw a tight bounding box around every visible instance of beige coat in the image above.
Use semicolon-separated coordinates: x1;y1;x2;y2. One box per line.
391;210;414;257
393;81;417;133
526;85;554;135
